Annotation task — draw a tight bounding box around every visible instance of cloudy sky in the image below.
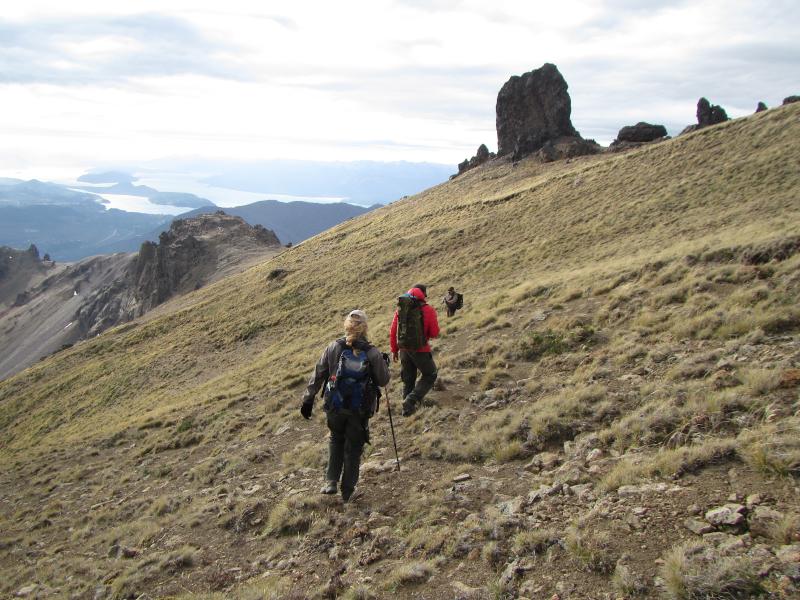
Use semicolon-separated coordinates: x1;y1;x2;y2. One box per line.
2;0;798;177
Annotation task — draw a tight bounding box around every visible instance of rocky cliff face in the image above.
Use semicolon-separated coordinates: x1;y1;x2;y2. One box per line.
0;212;280;380
0;245;56;310
496;63;600;162
78;212;280;337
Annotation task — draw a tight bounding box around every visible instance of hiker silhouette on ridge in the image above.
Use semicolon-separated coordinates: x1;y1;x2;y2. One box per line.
390;284;440;416
300;310;390;502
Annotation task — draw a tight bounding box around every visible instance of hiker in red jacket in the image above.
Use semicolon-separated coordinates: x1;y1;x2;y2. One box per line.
389;284;439;416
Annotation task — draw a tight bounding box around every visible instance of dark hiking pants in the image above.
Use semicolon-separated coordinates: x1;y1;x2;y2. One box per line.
325;410;369;495
400;350;438;406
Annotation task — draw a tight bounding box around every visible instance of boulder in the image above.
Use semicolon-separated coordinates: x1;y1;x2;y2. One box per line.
748;506;784;538
615;122;668;143
496;63;595;161
783;96;800;105
685;518;715;535
755;101;768;113
697;97;729;127
705;503;746;526
680;97;729;135
456;144;496;176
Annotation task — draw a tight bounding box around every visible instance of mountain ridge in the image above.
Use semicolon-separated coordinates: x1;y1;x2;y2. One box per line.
0;212;281;381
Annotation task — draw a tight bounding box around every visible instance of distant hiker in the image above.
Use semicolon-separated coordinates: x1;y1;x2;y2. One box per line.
442;286;463;317
300;310;390;502
390;284;440;416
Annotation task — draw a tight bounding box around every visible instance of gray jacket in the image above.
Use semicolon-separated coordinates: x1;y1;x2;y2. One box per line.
301;338;390;407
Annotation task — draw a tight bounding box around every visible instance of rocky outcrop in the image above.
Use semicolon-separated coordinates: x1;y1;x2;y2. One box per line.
680;97;729;135
78;212;280;336
609;122;668;152
0;244;55;309
496;63;598;161
616;122;668;143
755;102;768;113
454;144;495;177
697;97;729;127
0;213;281;379
783;95;800;105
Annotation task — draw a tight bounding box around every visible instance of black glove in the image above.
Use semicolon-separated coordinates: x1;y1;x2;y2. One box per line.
300;401;313;419
382;352;390;367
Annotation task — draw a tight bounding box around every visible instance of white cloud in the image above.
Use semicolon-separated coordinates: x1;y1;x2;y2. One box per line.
0;0;798;176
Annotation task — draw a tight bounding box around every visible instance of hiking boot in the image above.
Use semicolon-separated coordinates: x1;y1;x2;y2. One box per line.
342;489;361;504
401;399;416;417
320;480;337;495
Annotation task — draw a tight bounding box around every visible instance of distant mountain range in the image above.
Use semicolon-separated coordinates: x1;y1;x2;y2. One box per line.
199;159;453;204
0;179;170;261
181;200;375;245
0;177;377;261
76;177;215;208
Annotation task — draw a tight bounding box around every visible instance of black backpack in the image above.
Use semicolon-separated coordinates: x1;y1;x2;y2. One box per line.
324;339;380;416
454;293;463;310
397;294;425;349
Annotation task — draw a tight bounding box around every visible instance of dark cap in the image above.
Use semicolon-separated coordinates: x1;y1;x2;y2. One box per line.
412;283;427;297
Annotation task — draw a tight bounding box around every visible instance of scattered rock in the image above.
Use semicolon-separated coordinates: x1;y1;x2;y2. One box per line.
15;585;37;598
748;506;785;538
585;448;603;463
360;459;399;474
745;494;763;509
93;585;109;600
528;483;561;503
685;518;715;535
115;546;141;559
455;144;496;177
452;581;486;600
705;503;746;526
617;482;683;496
453;473;472;483
687;503;702;516
497;496;526;516
525;451;561;472
498;559;523;592
568;483;594;498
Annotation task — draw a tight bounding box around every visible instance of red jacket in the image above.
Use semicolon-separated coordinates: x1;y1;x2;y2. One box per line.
390;287;440;353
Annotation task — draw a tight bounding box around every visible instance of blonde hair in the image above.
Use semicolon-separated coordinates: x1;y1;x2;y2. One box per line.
344;314;368;353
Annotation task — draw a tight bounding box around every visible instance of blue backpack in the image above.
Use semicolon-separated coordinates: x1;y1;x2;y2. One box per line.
324;340;379;415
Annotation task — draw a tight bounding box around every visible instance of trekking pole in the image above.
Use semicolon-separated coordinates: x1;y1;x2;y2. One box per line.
384;386;401;472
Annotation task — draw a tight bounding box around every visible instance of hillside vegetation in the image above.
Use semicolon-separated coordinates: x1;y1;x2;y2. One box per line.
1;103;799;599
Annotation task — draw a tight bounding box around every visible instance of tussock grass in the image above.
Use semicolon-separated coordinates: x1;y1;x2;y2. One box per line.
599;438;737;492
564;526;615;573
383;560;437;590
660;540;764;600
512;529;558;556
266;496;322;536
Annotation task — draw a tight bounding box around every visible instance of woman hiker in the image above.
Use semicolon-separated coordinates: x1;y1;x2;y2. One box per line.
299;310;391;502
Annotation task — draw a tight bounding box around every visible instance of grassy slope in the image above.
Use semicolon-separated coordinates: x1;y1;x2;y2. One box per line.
1;103;799;599
3;105;798;455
